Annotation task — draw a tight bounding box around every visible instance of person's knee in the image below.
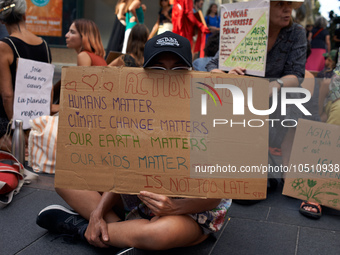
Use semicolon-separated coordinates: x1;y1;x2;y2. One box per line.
130;226;171;250
129;216;203;250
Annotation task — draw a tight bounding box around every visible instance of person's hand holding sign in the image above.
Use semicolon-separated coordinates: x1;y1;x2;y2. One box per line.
138;191;179;216
138;191;221;216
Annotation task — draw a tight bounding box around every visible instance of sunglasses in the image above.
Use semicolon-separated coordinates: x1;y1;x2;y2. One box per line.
146;66;192;71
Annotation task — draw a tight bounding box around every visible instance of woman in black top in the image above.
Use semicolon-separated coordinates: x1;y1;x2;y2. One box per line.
0;0;51;151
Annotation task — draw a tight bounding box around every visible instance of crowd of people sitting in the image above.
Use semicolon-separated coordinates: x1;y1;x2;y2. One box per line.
1;0;340;253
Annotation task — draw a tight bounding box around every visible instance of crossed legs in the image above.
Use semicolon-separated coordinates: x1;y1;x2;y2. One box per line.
55;187;208;250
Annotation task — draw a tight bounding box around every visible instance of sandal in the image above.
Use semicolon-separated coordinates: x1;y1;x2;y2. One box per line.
299;201;322;219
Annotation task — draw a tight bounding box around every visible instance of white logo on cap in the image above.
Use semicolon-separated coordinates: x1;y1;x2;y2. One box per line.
156;37;180;47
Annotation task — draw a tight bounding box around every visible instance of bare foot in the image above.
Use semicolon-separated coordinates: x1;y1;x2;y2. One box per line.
302;206;318;213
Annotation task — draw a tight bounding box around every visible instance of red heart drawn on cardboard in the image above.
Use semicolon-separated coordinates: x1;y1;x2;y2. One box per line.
82;74;98;91
103;82;114;92
65;81;77;92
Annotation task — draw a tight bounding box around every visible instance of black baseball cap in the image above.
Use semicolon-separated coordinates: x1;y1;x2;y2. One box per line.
143;31;192;68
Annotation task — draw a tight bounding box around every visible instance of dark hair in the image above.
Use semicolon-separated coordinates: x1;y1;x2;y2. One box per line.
0;0;26;25
159;0;170;7
204;31;220;57
206;3;218;17
126;24;149;66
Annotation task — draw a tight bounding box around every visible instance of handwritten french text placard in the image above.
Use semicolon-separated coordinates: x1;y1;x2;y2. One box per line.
219;0;269;76
283;119;340;210
13;58;54;129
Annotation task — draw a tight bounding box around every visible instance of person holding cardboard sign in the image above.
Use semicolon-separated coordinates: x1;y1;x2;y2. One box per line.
206;0;307;170
0;0;52;152
36;32;232;252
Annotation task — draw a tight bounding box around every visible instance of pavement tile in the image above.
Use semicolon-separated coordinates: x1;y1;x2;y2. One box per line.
0;187;68;255
297;227;340;255
161;234;218;255
267;206;340;231
16;232;120;255
227;202;270;221
211;218;298;255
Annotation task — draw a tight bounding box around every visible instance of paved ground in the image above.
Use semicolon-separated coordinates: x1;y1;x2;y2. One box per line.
1;153;340;255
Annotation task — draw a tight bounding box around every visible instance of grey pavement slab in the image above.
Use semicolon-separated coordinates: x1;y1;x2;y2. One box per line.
227;202;270;221
267;206;340;231
211;218;299;255
16;232;120;255
0;188;67;255
297;227;340;255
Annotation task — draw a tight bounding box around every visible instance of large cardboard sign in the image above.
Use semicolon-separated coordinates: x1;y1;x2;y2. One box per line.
26;0;63;37
219;0;269;76
283;119;340;210
12;58;54;129
55;67;269;199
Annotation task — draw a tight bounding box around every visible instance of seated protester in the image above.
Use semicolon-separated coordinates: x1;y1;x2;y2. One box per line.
206;0;306;169
0;0;52;152
324;64;340;126
36;31;232;253
318;50;340;125
318;51;339;123
317;49;338;79
52;18;107;114
193;31;219;72
109;24;149;67
66;19;107;66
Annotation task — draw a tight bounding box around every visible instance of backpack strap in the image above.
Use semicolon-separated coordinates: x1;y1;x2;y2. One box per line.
312;28;323;40
42;39;51;63
4;37;21;58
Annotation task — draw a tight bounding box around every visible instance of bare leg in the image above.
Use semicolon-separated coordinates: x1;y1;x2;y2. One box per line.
105;215;208;250
55;187;121;223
